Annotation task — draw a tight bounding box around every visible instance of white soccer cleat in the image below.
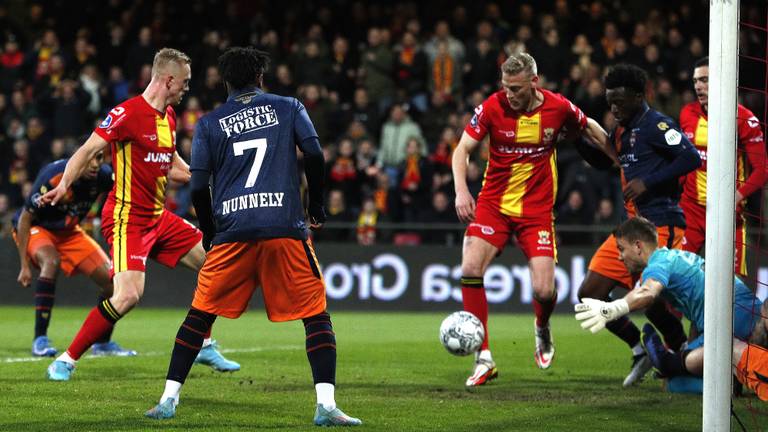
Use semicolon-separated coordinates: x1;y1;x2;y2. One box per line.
622;352;653;387
534;321;555;369
465;350;498;387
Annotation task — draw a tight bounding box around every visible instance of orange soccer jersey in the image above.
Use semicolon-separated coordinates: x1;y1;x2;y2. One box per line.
464;89;588;218
679;102;768;207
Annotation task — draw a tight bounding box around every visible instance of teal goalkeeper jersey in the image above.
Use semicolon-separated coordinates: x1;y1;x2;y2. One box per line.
640;247;761;338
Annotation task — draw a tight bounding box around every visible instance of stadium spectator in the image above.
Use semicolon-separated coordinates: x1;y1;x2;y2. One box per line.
269;63;297;97
398;138;432;222
335;88;380;140
356;196;380;246
377;104;426;182
327;138;362;209
360;27;395;114
421;190;460;245
394;32;428;113
0;192;12;237
328;36;357;104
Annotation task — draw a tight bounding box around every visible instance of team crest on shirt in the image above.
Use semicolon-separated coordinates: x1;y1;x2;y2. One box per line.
99;114;113;128
537;230;551;245
748;116;760;128
543;128;555;143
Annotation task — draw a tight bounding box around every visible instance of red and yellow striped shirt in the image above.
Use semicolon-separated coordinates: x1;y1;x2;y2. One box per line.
464;89;587;218
95;95;177;225
679;102;767;207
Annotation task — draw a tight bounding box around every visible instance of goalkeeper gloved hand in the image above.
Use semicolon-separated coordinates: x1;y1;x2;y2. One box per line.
574;298;630;334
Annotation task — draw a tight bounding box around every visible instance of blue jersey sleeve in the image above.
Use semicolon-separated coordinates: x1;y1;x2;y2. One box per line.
293;100;321;156
642;118;700;187
190;118;213;172
24;163;59;213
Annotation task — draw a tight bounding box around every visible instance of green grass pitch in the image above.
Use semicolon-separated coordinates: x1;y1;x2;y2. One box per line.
0;306;761;431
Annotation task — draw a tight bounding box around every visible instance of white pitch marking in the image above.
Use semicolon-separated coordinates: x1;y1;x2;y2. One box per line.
1;345;301;364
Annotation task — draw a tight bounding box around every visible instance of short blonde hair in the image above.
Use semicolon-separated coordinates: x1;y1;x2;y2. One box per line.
501;52;537;77
152;48;191;76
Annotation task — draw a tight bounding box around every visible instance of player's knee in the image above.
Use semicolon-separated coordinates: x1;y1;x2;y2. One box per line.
303;312;336;349
39;254;61;275
460;262;483;277
113;288;142;308
532;283;556;301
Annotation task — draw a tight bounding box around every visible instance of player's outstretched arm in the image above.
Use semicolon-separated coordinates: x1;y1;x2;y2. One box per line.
582;117;619;165
452;132;480;223
40;133;109;206
15;209;35;287
169;151;192;184
575;279;663;333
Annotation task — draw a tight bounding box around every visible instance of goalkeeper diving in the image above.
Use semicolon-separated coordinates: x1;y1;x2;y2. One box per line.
575;217;768;400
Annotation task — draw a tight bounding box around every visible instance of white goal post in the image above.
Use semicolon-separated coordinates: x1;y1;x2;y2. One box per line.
704;0;739;430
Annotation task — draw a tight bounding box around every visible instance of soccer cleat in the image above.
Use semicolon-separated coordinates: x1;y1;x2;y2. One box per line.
91;341;137;357
622;353;653;387
46;360;75;381
534;321;555;369
642;323;670;377
144;398;176;420
465;357;498;387
313;404;362;426
194;340;241;372
32;336;57;357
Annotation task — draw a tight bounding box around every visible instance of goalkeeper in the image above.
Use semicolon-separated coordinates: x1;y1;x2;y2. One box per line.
576;217;768;400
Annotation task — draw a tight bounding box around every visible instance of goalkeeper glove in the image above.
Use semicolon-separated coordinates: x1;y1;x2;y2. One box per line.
574;298;630;333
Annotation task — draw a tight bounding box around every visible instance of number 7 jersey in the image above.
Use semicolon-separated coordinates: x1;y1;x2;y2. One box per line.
190;89;320;244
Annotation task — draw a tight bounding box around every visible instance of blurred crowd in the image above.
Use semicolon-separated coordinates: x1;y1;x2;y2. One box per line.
0;0;765;246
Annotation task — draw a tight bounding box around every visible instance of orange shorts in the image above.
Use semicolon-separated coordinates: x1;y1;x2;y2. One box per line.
192;238;326;321
14;225;109;277
736;343;768;401
588;225;685;289
102;210;202;275
681;199;747;276
466;201;556;260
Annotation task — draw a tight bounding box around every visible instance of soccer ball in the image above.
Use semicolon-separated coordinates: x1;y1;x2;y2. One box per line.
439;311;485;356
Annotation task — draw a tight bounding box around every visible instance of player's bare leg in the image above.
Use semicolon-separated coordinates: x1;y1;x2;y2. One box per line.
47;270;144;380
530;256;556;369
460;236;498;387
178;242;240;372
